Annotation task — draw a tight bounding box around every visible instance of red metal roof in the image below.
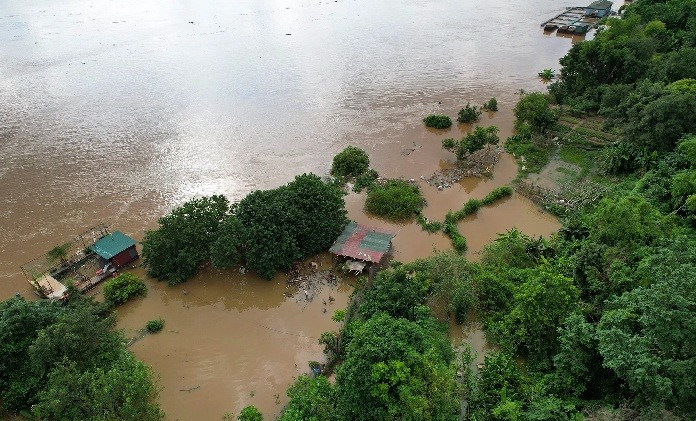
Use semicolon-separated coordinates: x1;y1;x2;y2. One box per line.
329;222;395;262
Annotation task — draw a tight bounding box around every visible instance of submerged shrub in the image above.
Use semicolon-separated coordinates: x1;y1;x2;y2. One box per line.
416;213;443;233
146;318;165;333
365;179;425;221
483;97;499;111
442;138;456;150
482;186;513;205
102;273;147;306
353;169;379;193
423;114;452;129
457;103;482;123
445;126;500;159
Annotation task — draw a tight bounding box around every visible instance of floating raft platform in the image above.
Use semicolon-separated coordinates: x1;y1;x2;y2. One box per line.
541;7;594;34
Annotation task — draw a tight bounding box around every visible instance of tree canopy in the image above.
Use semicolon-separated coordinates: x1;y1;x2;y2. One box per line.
142;195;230;284
212;173;347;279
0;295;162;419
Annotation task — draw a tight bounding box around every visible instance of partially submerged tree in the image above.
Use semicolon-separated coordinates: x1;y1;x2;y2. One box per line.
457;102;482;123
212;174;347;279
47;243;71;265
142;195;230;285
331;146;370;179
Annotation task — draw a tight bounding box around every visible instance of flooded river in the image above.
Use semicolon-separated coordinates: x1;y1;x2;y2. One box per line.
0;0;581;418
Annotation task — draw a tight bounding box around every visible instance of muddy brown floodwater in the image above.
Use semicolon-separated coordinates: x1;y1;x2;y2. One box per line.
0;0;592;418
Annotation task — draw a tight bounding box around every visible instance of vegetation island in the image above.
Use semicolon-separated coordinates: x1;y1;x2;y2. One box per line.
2;0;695;419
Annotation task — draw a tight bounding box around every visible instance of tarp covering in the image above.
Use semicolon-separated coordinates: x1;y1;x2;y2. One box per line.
90;231;136;260
587;0;612;10
329;222;394;262
31;274;67;300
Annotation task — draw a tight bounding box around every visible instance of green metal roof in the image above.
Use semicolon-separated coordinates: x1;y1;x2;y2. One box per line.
89;231;136;259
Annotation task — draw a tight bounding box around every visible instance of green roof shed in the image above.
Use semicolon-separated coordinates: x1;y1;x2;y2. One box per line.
90;231;137;260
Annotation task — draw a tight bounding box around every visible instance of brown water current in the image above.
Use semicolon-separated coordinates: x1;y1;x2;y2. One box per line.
0;0;590;418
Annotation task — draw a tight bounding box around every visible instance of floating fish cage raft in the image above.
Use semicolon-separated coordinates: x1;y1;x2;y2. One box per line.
541;1;615;35
20;224;139;299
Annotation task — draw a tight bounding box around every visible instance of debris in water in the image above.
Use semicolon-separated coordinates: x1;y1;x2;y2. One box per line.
427;144;502;189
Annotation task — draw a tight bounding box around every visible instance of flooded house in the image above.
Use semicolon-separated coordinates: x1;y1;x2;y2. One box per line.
329;221;395;275
89;230;139;269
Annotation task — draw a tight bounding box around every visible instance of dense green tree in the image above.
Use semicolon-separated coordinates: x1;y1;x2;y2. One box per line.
471;351;525;418
335;314;458;421
493;266;579;367
330;146;370;179
29;301;123;374
358;268;428;321
278;375;336;421
142;195;230;284
587;194;674;251
0;298;64;410
597;260;696;417
213;174;347;279
407;252;477;324
481;228;547;269
33;352;163;420
283;173;348;257
513;93;557;134
550;313;621;400
623;91;696;160
227;188;301;279
0;296;161;417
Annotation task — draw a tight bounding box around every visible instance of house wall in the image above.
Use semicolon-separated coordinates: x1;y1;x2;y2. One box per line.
110;245;139;268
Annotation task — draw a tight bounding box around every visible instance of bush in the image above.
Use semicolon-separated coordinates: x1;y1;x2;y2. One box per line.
146;318;164;333
482;186;513;205
423;114;452;129
483;97;499;111
443;215;467;253
455;199;482;219
457;103;482;123
365;179;425;221
449;126;500;159
102;273;147;306
238;406;263;421
416;213;443;233
353;169;379;193
442;138;456;150
331;146;370;179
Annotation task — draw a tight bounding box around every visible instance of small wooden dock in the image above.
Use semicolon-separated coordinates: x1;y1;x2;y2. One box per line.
541;7;594;34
